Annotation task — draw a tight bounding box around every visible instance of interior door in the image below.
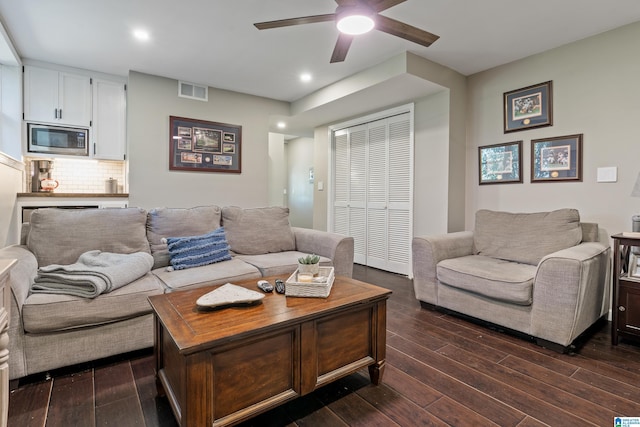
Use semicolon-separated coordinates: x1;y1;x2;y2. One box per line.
331;108;413;275
386;114;412;275
365;119;388;270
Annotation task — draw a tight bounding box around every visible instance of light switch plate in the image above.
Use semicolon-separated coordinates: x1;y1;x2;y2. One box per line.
596;167;617;182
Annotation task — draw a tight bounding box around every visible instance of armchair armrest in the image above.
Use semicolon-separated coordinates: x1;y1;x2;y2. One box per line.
412;231;474;305
531;242;611;346
292;227;354;278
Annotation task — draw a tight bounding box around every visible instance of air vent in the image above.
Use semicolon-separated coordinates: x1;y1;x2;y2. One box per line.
178;81;208;101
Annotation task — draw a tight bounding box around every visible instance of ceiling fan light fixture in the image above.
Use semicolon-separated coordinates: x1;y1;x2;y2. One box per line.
336;6;375;35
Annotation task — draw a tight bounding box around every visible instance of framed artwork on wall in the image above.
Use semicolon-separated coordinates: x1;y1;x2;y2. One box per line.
169;116;242;173
478;141;523;185
504;81;553;133
531;134;583;182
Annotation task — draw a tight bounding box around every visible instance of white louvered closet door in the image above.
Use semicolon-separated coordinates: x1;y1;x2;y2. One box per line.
365;120;388;271
332;125;368;265
386;114;412;275
331;111;413;275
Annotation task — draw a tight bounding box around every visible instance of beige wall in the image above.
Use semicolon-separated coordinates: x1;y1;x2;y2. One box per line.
312;93;454;236
267;132;286;207
126;71;289;209
311;56;466;236
466;21;640;237
286;137;314;228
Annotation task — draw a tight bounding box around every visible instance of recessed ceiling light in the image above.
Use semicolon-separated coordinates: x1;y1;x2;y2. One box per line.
300;73;312;82
133;29;150;41
277;122;286;129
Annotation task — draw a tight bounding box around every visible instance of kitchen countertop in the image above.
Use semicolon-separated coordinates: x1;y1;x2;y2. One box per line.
17;193;129;198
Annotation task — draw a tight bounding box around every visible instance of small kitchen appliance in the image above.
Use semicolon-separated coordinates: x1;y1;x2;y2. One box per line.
105;178;118;193
27;123;89;156
31;160;58;192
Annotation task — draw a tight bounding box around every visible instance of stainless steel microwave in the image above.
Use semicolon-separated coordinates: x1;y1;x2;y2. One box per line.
27;123;89;156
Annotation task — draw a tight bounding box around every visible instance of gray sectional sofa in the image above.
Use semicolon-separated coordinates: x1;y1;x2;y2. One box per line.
0;205;354;380
412;208;611;351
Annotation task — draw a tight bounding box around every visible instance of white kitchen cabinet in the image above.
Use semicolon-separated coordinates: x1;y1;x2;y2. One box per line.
24;66;92;127
92;78;126;160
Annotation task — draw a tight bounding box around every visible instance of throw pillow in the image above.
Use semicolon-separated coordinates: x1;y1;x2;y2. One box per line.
164;227;231;271
221;206;296;255
146;206;222;269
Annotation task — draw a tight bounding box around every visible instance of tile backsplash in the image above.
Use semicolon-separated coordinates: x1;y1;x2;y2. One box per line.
26;157;126;193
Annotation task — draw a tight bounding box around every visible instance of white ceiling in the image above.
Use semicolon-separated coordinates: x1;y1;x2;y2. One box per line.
2;0;640;134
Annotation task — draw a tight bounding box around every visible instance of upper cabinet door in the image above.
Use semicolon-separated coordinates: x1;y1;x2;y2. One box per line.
23;66;59;124
24;65;92;127
58;72;92;127
92;78;126;160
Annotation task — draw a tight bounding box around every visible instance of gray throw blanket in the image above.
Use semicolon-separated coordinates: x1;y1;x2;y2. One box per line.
32;250;154;298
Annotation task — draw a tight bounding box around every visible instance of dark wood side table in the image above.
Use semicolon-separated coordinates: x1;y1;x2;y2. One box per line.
611;233;640;345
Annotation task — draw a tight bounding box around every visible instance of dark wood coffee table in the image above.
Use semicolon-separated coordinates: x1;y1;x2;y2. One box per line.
148;275;391;427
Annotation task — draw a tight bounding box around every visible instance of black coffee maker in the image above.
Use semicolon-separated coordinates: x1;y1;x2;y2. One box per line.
31;160;55;192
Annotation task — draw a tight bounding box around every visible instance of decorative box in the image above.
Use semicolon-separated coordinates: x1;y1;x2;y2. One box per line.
285;267;335;298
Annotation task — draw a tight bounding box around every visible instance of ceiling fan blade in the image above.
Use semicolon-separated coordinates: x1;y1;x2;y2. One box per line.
334;0;361;6
330;33;354;63
254;14;335;30
335;0;406;12
369;0;407;12
375;15;439;47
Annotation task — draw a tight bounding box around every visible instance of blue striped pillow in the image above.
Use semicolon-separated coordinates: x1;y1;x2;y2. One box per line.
164;227;231;271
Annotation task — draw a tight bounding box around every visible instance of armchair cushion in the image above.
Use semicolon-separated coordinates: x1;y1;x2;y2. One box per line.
474;208;582;265
437;255;536;305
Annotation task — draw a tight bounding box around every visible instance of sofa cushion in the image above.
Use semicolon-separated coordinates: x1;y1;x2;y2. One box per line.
236;251;332;277
166;227;231;270
474;209;582;265
221;206;296;255
27;208;150;267
152;258;261;291
146;206;222;269
437;255;537;305
22;273;164;333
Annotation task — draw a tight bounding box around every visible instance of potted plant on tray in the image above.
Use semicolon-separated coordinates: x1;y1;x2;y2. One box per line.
298;254;320;276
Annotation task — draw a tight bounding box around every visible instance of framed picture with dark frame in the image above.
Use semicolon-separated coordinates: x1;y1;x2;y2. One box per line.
504;81;553;133
169;116;242;173
531;134;582;182
478;141;523;185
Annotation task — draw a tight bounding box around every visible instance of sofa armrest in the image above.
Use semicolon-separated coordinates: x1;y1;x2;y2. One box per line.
292;227;354;278
0;244;38;379
0;245;37;312
412;231;474;305
531;242;611;346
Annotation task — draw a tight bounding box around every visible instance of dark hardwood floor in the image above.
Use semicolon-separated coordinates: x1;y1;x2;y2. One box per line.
9;264;640;426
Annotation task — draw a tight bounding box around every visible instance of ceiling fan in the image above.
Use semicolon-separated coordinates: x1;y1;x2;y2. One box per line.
254;0;439;63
